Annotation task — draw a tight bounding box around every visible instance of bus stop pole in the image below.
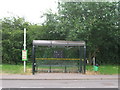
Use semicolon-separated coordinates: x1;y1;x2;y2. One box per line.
23;28;26;72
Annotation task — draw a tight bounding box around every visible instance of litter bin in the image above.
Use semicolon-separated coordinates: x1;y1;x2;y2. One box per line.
93;64;99;72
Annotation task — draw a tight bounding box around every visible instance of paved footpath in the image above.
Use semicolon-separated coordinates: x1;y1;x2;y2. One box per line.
0;73;119;80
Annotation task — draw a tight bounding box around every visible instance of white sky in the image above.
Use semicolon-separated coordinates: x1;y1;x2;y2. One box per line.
0;0;58;24
0;0;118;24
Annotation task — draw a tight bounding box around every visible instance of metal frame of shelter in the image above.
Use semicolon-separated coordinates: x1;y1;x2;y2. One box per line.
32;40;86;75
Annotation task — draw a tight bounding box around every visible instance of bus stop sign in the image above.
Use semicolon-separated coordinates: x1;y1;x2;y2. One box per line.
22;50;28;61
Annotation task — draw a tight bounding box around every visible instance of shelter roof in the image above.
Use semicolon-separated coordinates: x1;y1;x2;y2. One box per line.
33;40;85;46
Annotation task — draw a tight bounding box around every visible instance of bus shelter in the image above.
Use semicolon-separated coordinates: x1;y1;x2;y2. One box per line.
32;40;86;75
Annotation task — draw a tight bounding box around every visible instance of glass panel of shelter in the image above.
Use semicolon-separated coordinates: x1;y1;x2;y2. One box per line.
35;46;84;73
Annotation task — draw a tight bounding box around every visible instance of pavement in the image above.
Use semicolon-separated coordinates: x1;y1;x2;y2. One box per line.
0;73;119;80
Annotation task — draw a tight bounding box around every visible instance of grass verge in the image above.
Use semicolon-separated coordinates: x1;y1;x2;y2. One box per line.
1;64;119;75
2;64;32;75
86;65;118;75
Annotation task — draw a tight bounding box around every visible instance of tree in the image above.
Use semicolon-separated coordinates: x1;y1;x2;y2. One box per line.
43;2;119;64
2;16;47;64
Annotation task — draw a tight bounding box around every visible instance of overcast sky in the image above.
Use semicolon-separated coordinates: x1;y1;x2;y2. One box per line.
0;0;118;24
0;0;58;24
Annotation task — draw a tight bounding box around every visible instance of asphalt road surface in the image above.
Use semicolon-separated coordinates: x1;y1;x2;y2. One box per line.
2;79;118;88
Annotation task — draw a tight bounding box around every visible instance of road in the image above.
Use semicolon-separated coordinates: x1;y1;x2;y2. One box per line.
2;79;118;88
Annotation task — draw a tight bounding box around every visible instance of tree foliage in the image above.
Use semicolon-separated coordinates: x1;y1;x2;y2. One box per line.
1;2;120;65
43;2;119;64
2;17;45;64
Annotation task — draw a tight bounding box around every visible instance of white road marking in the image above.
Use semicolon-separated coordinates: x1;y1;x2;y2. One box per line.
21;87;45;88
61;87;86;88
103;86;118;88
73;80;78;81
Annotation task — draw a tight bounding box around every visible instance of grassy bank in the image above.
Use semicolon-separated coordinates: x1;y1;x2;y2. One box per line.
1;64;119;75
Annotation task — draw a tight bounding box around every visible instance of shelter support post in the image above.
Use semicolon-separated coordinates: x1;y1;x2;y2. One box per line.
64;65;67;73
83;45;86;74
49;65;51;73
79;47;82;73
79;60;82;73
32;45;36;75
